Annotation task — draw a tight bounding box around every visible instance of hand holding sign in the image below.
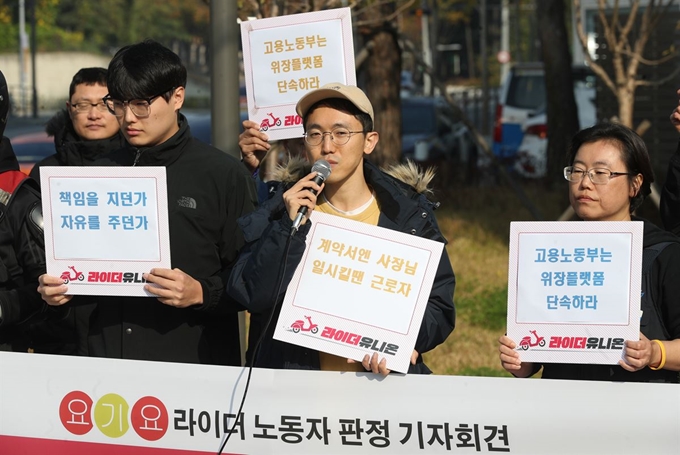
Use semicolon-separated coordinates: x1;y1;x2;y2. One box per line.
143;268;204;308
37;273;73;306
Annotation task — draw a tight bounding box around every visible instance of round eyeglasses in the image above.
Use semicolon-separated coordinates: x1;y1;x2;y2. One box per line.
70;101;109;114
103;87;175;119
303;128;364;146
563;166;635;185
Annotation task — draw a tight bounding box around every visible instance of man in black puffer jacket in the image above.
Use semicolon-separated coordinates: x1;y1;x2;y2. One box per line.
28;68;126;356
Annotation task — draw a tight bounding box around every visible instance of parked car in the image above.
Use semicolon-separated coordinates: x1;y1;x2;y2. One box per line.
514;72;597;178
401;96;475;165
493;63;594;163
9;131;55;175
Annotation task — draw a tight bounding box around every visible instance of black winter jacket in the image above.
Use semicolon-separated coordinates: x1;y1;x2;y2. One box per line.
540;218;680;383
661;139;680;236
228;159;456;373
0;137;50;350
75;115;258;365
29;110;127;182
26;111;125;355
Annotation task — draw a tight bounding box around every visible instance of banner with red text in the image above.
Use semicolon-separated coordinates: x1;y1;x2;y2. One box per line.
1;352;678;454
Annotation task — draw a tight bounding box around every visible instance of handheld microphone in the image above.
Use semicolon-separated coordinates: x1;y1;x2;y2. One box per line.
290;159;331;235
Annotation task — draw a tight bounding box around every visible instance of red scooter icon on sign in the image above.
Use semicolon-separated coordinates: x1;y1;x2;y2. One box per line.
519;330;546;350
259;113;282;131
60;266;85;284
291;316;319;334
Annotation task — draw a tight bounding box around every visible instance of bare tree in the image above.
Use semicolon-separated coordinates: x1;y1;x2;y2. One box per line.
356;2;409;167
574;0;680;130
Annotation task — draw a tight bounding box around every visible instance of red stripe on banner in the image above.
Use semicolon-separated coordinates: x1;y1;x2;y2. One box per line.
0;435;242;455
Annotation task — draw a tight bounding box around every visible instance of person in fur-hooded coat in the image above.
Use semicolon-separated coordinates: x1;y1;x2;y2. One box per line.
228;83;455;375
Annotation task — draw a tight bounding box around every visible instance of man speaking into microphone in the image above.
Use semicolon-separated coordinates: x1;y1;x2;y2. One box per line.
229;83;455;375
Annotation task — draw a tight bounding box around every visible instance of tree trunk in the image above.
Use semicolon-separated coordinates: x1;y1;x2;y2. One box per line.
617;87;635;128
361;21;402;167
465;22;476;79
536;0;579;189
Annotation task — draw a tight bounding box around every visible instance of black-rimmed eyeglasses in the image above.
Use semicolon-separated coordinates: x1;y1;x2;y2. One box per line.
303;128;365;146
103;87;176;118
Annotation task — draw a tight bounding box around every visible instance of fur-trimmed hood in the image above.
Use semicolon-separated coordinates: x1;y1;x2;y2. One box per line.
45;109;73;139
40;109;126;168
271;156;436;196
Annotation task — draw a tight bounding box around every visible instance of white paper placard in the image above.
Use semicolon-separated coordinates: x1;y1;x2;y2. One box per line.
506;221;644;364
273;212;445;373
41;166;171;297
240;8;356;141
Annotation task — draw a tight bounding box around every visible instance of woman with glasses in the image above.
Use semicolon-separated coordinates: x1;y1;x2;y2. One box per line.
499;122;680;382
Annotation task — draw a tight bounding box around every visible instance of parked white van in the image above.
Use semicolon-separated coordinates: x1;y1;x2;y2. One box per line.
492;62;546;161
492;63;595;167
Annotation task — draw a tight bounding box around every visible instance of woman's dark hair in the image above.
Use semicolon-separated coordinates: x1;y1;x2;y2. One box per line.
303;98;373;133
106;39;186;101
567;122;654;213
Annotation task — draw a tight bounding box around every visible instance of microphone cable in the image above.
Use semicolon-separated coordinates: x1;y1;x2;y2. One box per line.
218;161;329;453
217;230;295;455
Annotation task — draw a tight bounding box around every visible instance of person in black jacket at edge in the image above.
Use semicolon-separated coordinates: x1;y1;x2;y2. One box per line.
37;40;257;366
229;83;455;375
661;88;680;236
27;67;126;356
0;69;52;352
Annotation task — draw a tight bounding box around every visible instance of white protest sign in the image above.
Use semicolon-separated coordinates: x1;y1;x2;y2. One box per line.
273;212;444;373
506;221;643;364
41;166;171;297
240;8;356;141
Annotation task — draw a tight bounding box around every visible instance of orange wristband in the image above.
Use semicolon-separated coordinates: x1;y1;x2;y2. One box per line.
649;339;666;370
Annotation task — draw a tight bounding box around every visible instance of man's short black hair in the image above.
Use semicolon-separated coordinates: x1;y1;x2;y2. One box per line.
69;67;108;100
106;39;187;101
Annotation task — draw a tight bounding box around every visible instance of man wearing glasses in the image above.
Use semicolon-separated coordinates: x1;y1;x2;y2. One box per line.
38;40;257;366
30;67;125;183
228;83;455;375
28;68;125;357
